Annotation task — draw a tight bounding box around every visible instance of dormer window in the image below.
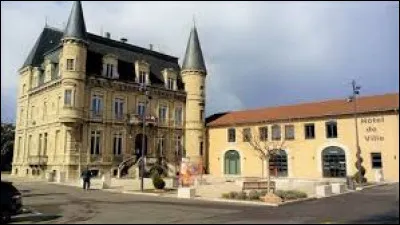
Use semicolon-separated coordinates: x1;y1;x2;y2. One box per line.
105;64;114;78
167;78;174;90
102;55;119;79
139;71;146;85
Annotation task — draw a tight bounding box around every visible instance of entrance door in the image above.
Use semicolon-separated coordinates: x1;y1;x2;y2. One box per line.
224;150;240;175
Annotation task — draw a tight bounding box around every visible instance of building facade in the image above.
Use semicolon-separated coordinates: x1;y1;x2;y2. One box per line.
12;1;207;180
206;93;399;182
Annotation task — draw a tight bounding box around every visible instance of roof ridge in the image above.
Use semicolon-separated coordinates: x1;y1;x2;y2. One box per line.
228;92;399;115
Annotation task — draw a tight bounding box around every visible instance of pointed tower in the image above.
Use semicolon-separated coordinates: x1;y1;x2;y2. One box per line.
58;1;88;179
59;0;87;118
181;23;207;162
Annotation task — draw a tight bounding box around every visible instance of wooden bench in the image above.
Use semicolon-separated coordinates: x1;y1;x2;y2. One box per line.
242;181;276;192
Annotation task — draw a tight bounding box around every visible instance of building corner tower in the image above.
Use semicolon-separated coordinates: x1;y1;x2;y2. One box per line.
181;23;207;165
59;1;87;179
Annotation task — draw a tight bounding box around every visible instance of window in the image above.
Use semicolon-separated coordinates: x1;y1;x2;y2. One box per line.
90;131;101;155
322;146;346;177
91;95;103;117
243;128;251;142
17;137;22;158
137;102;146;117
113;132;123;155
157;136;165;157
66;59;74;71
43;133;48;155
175;107;183;126
28;135;32;156
371;153;382;169
31;106;35;120
175;136;183;157
38;134;43;155
272;125;281;140
200;109;204;121
269;150;288;177
159;105;168;124
114;98;124;120
259;126;268;141
304;123;315;139
224;150;240;175
326;121;338;138
285;125;295;140
228;128;236;142
55;130;60;154
200;142;203;156
106;64;114;78
167;78;174;90
64;90;72;106
139;71;146;84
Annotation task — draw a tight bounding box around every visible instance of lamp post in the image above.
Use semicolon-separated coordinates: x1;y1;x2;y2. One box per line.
347;80;363;184
139;84;150;192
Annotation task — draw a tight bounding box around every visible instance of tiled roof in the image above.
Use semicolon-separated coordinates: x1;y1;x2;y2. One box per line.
207;93;399;127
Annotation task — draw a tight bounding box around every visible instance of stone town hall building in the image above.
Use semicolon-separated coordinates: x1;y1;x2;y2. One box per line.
12;1;207;180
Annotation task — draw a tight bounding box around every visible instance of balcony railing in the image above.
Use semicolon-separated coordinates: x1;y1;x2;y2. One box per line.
28;155;48;166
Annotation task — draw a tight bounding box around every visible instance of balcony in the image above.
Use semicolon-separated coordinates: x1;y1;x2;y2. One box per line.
59;107;83;124
28;155;48;166
128;114;158;126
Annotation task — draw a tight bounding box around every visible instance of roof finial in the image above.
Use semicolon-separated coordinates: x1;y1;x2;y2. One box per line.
45;16;48;27
193;14;196;28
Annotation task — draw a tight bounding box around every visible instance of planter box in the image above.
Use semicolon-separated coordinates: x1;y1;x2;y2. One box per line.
177;187;196;198
316;185;332;197
331;183;345;194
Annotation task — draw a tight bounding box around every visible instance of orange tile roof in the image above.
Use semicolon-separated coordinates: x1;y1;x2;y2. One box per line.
207;93;399;127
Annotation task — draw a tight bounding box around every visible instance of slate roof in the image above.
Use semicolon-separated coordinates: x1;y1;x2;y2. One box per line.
182;26;207;73
207;93;399;127
21;27;184;89
63;1;87;41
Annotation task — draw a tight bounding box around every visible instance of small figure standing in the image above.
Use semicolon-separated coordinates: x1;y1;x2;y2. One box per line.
81;166;92;190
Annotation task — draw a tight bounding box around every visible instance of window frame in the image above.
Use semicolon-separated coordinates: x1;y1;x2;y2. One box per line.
284;124;295;140
259;126;268;141
371;152;382;169
271;124;281;141
64;89;73;106
326;121;338;139
242;128;251;142
227;128;236;143
304;123;315;139
90;130;102;155
66;59;75;71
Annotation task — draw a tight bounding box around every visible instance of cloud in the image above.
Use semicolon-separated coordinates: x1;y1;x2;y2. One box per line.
1;1;399;123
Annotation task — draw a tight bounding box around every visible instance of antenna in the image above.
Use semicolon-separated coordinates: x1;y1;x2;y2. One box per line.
45;16;48;27
100;26;103;36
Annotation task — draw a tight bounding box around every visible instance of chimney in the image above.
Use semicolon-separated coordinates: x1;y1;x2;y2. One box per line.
149;44;153;51
120;38;128;43
105;32;111;39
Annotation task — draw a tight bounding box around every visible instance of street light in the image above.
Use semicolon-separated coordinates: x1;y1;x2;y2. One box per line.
139;83;150;192
347;80;363;184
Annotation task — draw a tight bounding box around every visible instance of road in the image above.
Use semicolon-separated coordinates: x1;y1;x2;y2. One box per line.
5;179;399;224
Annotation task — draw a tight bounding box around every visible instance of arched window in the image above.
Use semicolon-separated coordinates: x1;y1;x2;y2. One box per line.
322;146;346;177
224;150;240;175
269;149;288;177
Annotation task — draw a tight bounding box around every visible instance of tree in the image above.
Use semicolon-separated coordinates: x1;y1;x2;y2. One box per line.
241;126;286;194
1;122;15;171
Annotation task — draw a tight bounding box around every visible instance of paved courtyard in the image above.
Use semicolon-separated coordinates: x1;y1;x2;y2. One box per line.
3;176;399;224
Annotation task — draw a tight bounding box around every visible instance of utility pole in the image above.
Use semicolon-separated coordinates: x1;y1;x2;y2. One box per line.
347;80;363;184
139;84;149;192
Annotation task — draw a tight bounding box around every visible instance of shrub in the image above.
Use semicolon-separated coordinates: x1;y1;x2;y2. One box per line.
352;166;367;184
248;190;261;200
221;193;230;199
152;174;166;190
236;191;247;200
228;191;239;199
275;190;307;200
150;164;166;177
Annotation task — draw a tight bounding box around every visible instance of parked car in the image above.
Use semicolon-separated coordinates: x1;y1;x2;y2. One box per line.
1;181;23;224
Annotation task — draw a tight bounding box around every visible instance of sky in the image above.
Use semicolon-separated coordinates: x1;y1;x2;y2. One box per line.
1;1;399;123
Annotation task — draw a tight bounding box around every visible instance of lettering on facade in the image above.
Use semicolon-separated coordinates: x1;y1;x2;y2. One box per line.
361;116;384;142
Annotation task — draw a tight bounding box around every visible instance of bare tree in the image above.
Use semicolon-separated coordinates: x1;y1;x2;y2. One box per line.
240;126;286;194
